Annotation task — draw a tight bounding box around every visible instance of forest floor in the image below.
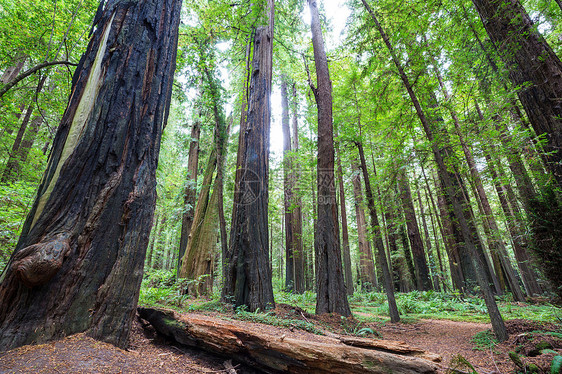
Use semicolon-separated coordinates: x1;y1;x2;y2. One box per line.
0;303;560;373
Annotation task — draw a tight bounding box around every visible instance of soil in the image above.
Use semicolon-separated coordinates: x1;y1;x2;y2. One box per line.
0;304;560;374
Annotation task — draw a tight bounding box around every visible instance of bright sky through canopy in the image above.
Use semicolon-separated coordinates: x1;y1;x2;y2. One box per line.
270;0;351;157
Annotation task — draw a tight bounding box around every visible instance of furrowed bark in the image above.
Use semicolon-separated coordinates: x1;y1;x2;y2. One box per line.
226;0;275;311
0;0;182;351
308;0;351;316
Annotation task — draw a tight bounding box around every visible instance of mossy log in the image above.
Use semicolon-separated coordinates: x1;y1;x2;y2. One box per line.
138;307;438;374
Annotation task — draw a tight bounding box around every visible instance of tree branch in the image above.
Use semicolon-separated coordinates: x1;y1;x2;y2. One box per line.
0;61;78;99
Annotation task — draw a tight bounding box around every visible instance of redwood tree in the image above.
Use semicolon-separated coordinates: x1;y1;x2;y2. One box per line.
308;0;351;316
0;0;182;351
224;0;275;312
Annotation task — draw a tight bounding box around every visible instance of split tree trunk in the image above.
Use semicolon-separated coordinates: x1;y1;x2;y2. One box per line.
308;0;351;317
0;0;182;351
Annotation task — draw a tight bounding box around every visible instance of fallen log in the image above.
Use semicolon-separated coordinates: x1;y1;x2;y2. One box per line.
138;307;439;374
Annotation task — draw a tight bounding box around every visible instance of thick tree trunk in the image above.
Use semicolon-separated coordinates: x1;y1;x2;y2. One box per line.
360;0;506;340
308;0;351;317
471;0;562;188
139;307;439;374
357;142;400;322
0;0;181;351
177;118;201;275
352;164;377;291
225;0;275;311
397;169;432;291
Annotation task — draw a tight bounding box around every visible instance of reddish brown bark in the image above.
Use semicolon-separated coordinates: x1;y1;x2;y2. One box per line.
224;0;275;311
308;0;351;316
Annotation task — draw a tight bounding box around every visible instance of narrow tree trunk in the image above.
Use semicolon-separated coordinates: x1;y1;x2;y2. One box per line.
416;186;440;292
225;0;275;311
177;117;201;275
290;83;305;293
1;73;46;183
337;146;354;295
352;164;378;292
397;168;432;291
357;142;399;322
360;0;506;340
0;0;182;351
146;210;161;270
281;76;295;292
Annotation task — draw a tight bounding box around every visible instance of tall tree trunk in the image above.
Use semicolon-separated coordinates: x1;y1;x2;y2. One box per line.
397;168;432;291
177;118;201;275
146;210;161;269
357;142;399;322
484;145;543;296
360;0;506;340
281;75;295;292
290;83;305;294
337;146;354;295
308;0;351;317
416;186;440;292
224;0;275;312
0;0;182;351
352;164;378;291
427;43;524;299
471;0;562;188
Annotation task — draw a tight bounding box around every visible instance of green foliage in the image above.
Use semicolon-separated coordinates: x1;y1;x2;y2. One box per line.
471;330;498;351
551;355;562;374
233;306;324;335
0;180;36;267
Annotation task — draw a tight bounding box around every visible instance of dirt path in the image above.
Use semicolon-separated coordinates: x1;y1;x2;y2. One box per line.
373;319;502;372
